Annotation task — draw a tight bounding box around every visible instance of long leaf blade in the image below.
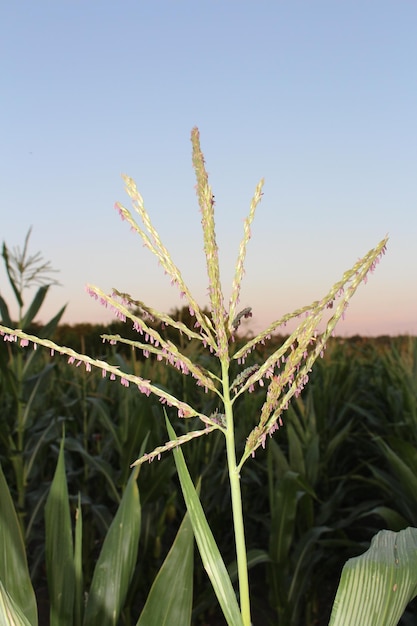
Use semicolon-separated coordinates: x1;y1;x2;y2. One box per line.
136;510;194;626
0;295;13;327
166;418;244;626
21;285;49;329
0;464;37;626
74;494;84;626
83;467;141;626
45;437;75;626
270;471;300;564
1;243;23;309
0;581;33;626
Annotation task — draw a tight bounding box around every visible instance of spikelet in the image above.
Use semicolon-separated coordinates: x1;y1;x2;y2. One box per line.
191;127;228;358
228;180;264;335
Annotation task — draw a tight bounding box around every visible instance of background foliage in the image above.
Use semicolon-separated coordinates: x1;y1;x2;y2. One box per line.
1;309;416;624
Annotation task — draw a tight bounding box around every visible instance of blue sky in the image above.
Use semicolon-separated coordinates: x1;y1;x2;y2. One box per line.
1;1;416;336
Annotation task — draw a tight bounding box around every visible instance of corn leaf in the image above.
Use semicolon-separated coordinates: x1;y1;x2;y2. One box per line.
74;494;84;626
378;438;417;501
45;437;75;626
83;466;141;626
21;285;49;329
270;470;314;564
329;527;417;626
0;581;33;626
37;304;67;338
227;549;270;581
0;464;37;626
64;437;121;504
136;510;194;626
1;243;23;309
0;294;12;327
166;418;244;626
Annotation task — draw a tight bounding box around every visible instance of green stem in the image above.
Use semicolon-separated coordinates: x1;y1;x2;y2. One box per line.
222;360;251;626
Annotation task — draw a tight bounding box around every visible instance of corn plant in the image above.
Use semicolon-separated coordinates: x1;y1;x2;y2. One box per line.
350;339;417;531
0;229;65;535
0;128;388;625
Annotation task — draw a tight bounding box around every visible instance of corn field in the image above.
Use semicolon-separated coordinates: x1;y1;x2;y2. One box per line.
1;319;416;625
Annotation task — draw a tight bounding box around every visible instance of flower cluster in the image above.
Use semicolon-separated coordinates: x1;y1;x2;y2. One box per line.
0;128;388;471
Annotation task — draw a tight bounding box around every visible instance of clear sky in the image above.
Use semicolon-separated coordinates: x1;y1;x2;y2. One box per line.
1;1;416;337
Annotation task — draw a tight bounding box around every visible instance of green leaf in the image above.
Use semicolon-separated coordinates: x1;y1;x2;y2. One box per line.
267;439;290;484
227;549;270;582
24;417;58;484
0;294;12;327
366;506;409;532
0;581;33;626
136;510;194;626
19;305;67;378
0;464;37;626
21;285;49;329
329;528;417;626
270;470;314;564
378;438;417;501
64;437;121;504
166;417;244;626
288;525;332;605
0;337;18;401
270;470;298;563
288;421;306;475
83;466;141;626
74;494;84;626
45;437;75;626
1;243;23;309
20;363;55;431
84;396;123;458
38;305;66;338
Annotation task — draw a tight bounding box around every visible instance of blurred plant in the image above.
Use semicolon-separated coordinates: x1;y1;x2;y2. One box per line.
0;128;387;625
1;227;60;319
0;229;65;534
351;338;417;529
261;343;380;625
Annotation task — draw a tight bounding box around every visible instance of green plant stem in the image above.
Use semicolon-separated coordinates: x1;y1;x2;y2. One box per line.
222;360;251;626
